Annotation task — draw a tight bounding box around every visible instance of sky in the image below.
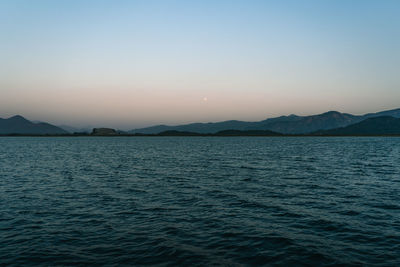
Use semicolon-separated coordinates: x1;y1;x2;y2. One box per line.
0;0;399;129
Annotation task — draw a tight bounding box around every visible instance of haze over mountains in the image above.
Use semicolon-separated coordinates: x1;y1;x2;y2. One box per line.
130;108;400;134
58;125;91;134
1;108;400;135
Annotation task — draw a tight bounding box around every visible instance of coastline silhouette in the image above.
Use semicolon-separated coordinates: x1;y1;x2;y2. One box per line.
1;108;400;136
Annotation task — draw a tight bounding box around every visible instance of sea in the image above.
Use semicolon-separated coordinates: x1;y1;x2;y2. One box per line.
0;137;399;266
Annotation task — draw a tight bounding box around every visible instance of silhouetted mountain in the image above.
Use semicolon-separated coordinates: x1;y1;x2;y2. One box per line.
0;115;68;135
130;108;400;134
363;109;400;119
215;130;282;136
156;129;281;136
158;130;203;136
257;111;358;134
130;120;259;134
314;116;400;135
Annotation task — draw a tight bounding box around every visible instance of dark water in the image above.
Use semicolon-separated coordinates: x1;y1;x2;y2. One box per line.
1;137;399;266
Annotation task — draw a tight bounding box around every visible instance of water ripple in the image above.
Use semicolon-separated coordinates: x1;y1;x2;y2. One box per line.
0;137;400;266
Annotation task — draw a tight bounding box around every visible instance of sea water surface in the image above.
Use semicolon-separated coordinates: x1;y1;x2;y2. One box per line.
0;137;399;266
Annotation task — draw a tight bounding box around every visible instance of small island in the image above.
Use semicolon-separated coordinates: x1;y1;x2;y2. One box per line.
91;128;118;136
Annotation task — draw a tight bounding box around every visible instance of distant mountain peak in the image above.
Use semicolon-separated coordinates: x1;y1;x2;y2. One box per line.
0;115;67;135
321;111;341;115
8;115;29;121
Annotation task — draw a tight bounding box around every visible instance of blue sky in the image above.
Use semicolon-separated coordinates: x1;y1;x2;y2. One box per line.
0;0;399;129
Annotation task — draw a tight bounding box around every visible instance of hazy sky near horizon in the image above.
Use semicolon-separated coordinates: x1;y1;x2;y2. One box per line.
1;0;399;129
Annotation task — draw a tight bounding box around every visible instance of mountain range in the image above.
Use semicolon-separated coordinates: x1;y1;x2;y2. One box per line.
0;115;67;135
130;108;400;134
1;108;400;136
314;116;400;136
